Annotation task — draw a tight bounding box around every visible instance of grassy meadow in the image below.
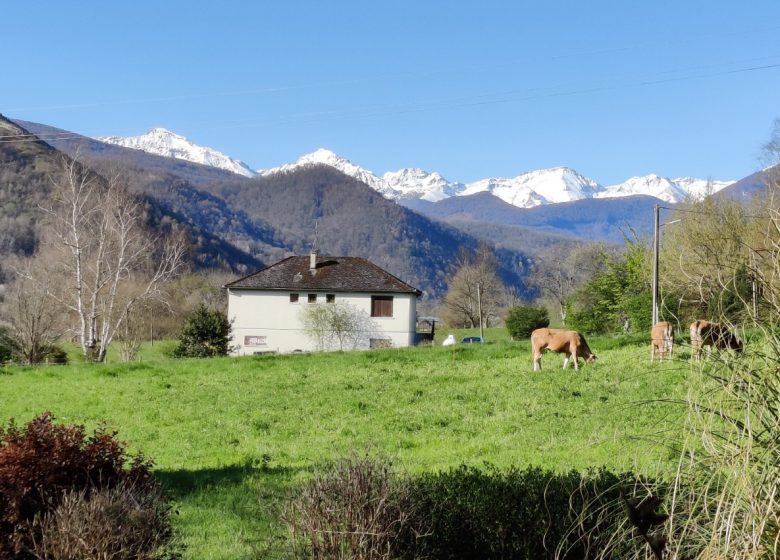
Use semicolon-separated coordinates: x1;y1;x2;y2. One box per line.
0;330;693;559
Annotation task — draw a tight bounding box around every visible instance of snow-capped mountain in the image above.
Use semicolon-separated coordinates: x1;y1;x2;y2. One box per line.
260;149;733;208
595;174;686;203
595;175;734;203
461;167;603;207
95;127;734;208
382;168;464;202
672;177;734;199
258;148;399;199
98;128;257;178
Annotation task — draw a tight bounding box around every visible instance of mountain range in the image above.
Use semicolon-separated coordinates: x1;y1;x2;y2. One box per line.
6;117;532;298
99;128;734;207
6;117;772;300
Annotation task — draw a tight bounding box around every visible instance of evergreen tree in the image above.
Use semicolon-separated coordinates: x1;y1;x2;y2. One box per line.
173;304;231;357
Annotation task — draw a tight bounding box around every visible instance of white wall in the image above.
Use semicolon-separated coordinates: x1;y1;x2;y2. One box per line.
228;289;417;355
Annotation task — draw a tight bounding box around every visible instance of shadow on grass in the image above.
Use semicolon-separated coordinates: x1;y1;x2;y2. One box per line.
156;462;305;500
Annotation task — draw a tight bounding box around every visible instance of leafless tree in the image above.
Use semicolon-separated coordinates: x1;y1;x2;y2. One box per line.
35;156;185;362
441;244;510;328
2;257;63;364
301;302;379;351
530;242;613;324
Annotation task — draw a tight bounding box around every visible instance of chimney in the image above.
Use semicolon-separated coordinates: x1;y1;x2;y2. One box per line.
309;249;318;274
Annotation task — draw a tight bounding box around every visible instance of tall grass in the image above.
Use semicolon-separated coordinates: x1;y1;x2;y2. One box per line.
660;334;780;560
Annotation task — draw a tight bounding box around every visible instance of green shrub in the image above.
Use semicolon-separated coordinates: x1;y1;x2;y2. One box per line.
42;344;68;365
0;327;17;363
506;305;550;339
396;465;647;560
285;458;658;560
172;304;231;358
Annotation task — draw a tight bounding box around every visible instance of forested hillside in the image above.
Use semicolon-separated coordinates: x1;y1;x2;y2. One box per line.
4;118;533;298
0;115;261;280
405;191;659;242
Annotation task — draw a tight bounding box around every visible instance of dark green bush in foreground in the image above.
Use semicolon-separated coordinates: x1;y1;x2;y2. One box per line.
506;305;550;340
287;457;655;560
398;465;641;560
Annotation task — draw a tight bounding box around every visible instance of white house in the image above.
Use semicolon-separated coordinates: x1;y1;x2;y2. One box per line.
224;251;421;355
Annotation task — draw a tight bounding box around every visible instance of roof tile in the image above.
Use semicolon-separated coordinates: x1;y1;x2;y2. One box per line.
224;255;421;295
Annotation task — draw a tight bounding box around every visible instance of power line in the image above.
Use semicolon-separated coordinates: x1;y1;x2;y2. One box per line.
658;205;773;220
2;56;780;144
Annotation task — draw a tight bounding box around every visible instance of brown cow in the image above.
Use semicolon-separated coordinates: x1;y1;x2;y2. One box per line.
531;328;596;371
690;320;743;360
650;321;674;362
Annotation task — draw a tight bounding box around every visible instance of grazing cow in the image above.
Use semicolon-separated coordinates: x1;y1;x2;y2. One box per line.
690;320;743;360
531;328;596;371
650;321;674;362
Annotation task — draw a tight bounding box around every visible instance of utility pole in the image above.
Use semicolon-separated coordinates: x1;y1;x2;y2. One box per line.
652;204;660;327
652;205;681;327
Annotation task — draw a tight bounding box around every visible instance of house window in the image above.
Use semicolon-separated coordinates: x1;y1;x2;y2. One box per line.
290;293;299;303
308;294;317;303
371;295;393;317
326;294;335;303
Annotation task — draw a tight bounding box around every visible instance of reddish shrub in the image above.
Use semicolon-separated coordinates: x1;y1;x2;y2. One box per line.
0;413;155;559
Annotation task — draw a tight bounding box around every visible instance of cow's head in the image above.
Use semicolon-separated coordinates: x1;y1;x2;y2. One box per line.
586;353;597;364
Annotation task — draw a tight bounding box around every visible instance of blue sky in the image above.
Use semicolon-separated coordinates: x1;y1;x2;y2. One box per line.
3;1;780;184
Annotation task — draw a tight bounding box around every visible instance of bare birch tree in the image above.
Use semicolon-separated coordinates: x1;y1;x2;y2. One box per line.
37;156;184;361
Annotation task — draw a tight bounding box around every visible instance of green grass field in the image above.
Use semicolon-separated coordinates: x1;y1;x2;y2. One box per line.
0;330;692;559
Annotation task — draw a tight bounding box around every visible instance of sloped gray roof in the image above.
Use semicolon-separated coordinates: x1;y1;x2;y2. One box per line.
224;255;421;295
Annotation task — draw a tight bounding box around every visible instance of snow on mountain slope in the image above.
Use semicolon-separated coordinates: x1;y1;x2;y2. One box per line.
595;175;733;203
673;177;734;199
595;174;686;203
460;167;602;207
98;128;257;177
382;168;464;202
259;148;400;198
97;127;734;208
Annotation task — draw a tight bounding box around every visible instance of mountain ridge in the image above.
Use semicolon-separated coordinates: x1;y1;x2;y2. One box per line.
97;129;733;207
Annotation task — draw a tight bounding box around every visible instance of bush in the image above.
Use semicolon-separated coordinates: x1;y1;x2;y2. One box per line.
172;304;231;358
0;327;18;363
285;458;660;560
32;481;176;560
42;344;68;365
284;455;411;560
506;305;550;339
0;413;173;559
397;465;649;560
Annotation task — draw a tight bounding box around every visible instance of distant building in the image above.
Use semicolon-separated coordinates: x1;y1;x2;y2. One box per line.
224;251;421;355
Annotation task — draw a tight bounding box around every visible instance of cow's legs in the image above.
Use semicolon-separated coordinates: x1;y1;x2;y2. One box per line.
562;354;569;369
572;351;579;370
533;352;542;371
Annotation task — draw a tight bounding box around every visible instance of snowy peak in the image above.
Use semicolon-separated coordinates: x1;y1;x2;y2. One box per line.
672;177;733;199
259;148;399;197
259;149;733;209
459;166;602;207
596;174;686;203
596;174;733;203
383;168;464;202
97;128;256;177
